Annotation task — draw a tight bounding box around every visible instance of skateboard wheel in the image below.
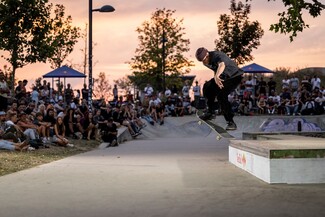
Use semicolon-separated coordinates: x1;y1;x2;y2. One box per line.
198;121;202;125
216;135;221;140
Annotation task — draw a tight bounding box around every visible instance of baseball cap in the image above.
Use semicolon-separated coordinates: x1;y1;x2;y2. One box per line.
0;111;6;115
195;47;208;61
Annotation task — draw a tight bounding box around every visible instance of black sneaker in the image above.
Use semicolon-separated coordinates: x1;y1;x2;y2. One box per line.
199;112;215;121
226;122;237;130
111;139;117;147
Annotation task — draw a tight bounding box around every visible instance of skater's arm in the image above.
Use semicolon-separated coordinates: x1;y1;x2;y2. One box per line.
214;61;225;89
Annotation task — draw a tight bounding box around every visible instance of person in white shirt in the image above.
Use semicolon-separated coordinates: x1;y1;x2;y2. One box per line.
164;87;171;97
311;75;321;90
144;83;154;97
192;81;201;108
182;81;190;99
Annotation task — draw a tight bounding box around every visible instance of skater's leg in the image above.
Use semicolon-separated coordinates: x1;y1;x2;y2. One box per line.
216;75;243;129
203;78;218;114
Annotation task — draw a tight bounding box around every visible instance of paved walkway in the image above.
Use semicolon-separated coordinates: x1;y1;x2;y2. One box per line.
0;116;324;217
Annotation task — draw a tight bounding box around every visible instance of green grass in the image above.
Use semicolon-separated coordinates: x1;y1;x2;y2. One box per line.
0;139;100;177
270;149;325;159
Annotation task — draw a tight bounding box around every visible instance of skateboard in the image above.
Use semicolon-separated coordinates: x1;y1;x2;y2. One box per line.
196;110;235;140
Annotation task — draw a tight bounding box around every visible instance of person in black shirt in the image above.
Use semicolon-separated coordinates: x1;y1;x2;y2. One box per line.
195;47;243;130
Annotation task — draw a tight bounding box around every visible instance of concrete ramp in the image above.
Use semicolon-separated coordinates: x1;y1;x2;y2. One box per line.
140;116;212;139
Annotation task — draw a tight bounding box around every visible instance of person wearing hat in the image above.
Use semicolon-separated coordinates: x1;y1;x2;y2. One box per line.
195;47;244;130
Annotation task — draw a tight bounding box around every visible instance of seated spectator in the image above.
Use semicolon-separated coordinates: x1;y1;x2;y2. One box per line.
33;112;51;144
277;98;287;115
266;97;276;115
182;96;192;115
113;106;140;137
53;117;73;147
0;139;30;151
83;112;97;140
54;99;65;114
4;113;25;142
24;102;37;116
301;97;315;115
16;112;38;141
285;97;299;115
155;103;165;125
101;117;118;147
175;97;184;116
165;96;176;116
149;101;158;122
7;102;18;116
257;97;267;114
238;99;250;116
314;92;325;115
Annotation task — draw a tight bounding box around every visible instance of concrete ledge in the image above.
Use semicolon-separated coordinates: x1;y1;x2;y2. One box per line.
116;126;133;144
229;136;325;184
243;131;325;140
98;126;133;149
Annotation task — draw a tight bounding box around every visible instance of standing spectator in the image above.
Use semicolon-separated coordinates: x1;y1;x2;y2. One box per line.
258;77;267;96
245;76;254;94
290;76;299;92
0;71;10;111
311;75;321;90
144;83;154;97
301;76;312;92
30;87;39;106
40;85;49;102
181;81;190;99
192;81;201;108
164;87;172;97
81;83;89;100
171;84;178;95
267;77;276;96
112;84;118;101
15;81;26;100
282;75;290;90
64;83;74;105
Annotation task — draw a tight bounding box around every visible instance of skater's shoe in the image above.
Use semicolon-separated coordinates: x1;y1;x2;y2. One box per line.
226;122;237;130
199;112;215;121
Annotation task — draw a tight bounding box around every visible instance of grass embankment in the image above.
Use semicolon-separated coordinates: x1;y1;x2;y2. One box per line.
0;139;100;177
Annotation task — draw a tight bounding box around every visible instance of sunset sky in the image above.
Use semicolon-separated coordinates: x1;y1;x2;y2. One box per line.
1;0;324;91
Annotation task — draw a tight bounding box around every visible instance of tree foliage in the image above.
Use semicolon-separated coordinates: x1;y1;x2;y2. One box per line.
114;76;133;96
246;0;325;41
215;0;264;65
93;72;111;100
0;0;53;89
128;8;194;92
47;4;80;69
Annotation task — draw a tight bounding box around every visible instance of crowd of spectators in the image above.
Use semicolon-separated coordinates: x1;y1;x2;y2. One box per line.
229;74;324;116
0;69;324;152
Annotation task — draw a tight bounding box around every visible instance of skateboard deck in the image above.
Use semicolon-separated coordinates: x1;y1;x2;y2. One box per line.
196;110;235;140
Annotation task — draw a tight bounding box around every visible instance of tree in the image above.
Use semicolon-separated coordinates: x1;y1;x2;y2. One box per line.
215;0;264;65
246;0;325;41
114;76;133;97
47;4;80;69
128;8;194;92
0;0;54;90
93;72;111;100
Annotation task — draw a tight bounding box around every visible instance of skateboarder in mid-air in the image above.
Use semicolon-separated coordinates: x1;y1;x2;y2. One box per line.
195;47;244;130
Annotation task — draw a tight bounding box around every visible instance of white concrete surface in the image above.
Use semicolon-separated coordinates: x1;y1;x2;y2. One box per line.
1;115;325;217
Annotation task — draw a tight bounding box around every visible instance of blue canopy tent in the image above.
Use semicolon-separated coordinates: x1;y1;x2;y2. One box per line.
241;63;273;74
42;65;86;101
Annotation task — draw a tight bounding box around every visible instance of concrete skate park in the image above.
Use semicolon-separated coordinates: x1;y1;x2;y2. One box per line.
0;114;324;217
